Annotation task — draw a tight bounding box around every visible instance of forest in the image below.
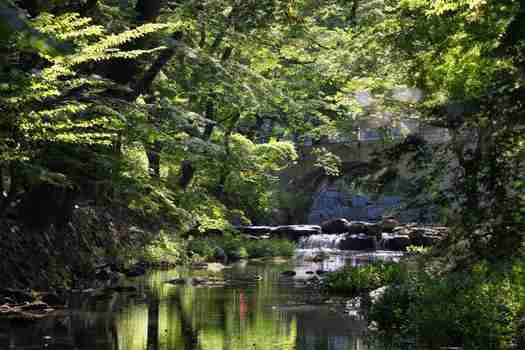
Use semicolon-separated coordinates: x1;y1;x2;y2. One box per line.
0;0;524;349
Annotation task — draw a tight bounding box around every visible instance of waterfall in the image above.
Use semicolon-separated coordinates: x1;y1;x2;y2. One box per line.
298;234;346;250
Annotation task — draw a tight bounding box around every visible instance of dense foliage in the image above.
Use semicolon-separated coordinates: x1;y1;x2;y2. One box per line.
1;0;524;347
369;259;525;350
323;261;403;295
188;235;295;261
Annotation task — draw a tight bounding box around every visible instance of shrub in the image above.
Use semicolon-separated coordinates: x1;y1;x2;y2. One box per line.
187;236;295;261
323;261;404;295
139;231;186;266
369;259;525;350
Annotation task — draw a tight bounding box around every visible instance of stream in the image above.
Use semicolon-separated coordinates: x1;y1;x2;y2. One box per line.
0;248;402;350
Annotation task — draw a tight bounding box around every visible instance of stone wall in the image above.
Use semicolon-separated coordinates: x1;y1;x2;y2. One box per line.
307;182;403;224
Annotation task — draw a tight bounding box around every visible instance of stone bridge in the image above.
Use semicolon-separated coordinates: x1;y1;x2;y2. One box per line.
279;124;449;224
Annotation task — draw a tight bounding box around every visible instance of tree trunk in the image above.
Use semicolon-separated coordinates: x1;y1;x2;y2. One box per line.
136;0;162;22
0;164;18;217
215;132;231;198
133;36;181;96
351;0;359;23
0;166;3;195
176;44;234;188
177;100;216;189
19;0;40;17
178;160;195;189
146;140;163;179
215;113;240;198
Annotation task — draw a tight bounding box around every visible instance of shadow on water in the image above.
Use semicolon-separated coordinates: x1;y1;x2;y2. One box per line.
0;252;402;350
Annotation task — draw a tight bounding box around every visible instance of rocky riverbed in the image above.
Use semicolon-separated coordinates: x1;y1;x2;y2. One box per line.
236;218;447;251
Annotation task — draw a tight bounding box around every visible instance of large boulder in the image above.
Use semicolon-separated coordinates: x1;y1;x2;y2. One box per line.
369;286;388;305
346;221;368;234
239;226;276;236
408;227;443;247
347;221;383;236
363;222;382;236
380;234;411;251
321;218;351;234
273;225;321;241
0;289;33;304
339;234;377;250
381;217;400;232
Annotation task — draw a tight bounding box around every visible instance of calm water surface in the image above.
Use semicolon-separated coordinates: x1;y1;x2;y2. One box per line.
1;251;401;350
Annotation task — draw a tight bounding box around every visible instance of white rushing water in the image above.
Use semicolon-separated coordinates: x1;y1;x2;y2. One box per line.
298;234;347;249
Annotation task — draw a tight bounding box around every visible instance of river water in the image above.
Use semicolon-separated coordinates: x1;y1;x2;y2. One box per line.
0;250;402;350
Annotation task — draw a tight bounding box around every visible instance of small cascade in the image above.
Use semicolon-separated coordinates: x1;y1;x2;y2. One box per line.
298;234;346;250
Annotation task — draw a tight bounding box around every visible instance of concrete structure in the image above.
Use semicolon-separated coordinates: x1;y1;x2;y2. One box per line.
280;120;449;224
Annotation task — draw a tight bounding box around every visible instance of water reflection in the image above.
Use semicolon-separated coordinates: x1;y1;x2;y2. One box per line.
0;256;390;350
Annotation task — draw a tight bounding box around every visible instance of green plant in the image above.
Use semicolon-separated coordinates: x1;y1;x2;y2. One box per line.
323;261;404;295
406;245;430;255
187;236;295;262
369;259;525;350
140;232;186;266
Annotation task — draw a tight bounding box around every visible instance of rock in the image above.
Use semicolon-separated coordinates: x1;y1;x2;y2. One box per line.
346;221;369;234
191;262;209;270
339;234;377;250
380;234;411;251
273;225;321;240
239;226;276;236
369;286;388;304
206;262;226;273
343;221;382;236
312;253;328;262
19;302;50;311
214;247;227;263
192;277;206;285
0;289;33;304
407;227;444;247
321;218;351;234
381;217;400;232
304;252;329;262
166;278;187;285
281;270;296;277
306;276;321;285
39;292;65;307
125;266;146;277
204;228;224;237
363;222;382;236
0;304;52;323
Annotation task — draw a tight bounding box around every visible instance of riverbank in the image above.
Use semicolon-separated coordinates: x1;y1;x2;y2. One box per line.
0;206;300;290
0;203;173;289
320;252;525;350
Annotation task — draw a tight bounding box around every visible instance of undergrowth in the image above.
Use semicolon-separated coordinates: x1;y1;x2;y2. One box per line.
187;236;295;261
323;261;404;295
368;258;525;350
